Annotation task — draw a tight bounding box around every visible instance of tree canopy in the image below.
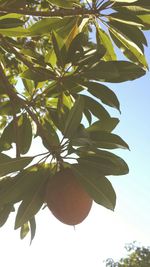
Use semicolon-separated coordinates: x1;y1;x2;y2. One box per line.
105;242;150;267
0;0;150;242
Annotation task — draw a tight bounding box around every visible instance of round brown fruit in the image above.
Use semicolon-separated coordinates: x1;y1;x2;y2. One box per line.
45;168;93;225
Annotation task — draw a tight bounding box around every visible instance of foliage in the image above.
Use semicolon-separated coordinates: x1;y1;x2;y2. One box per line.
0;0;150;242
105;242;150;267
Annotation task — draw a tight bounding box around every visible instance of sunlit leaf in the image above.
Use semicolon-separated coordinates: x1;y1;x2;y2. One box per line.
20;222;30;240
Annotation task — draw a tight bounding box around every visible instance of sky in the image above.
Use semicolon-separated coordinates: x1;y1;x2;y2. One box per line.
0;35;150;267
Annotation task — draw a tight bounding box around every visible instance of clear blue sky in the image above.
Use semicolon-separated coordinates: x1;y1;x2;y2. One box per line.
0;34;150;267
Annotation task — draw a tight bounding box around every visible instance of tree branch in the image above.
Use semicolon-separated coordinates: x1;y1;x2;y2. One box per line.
0;7;99;17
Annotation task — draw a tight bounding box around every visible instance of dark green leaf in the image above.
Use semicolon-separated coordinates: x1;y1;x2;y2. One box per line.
76;148;129;176
15;168;50;229
82;60;146;82
64;96;84;138
0;18;24;29
20;67;55;82
89;131;130;150
81;95;111;120
19;114;32;155
29;216;36;244
0;203;14;227
86;118;119;132
71;164;116;210
84;81;120;112
40;118;60;150
0;155;33;177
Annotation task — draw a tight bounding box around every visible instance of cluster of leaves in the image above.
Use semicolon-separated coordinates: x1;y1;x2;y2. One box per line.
105;241;150;267
0;0;150;241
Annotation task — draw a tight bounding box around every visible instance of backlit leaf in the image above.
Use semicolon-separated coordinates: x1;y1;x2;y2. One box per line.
71;164;116;210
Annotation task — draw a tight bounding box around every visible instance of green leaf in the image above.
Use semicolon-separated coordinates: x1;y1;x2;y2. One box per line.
47;0;80;9
108;22;148;68
0;155;33;177
76;148;129;176
0;114;32;155
15;167;50;229
96;26;117;60
108;11;144;27
81;95;111;121
0;203;14;227
40;118;60;150
83;60;146;82
18;114;32;155
84;81;120;112
86;118;119;132
29;216;36;244
83;108;92;125
89;131;130;150
20;222;30;240
52;31;67;67
71;164;116;210
0;27;30;37
138;14;150;30
29;18;62;36
0;100;20;116
20;67;55;82
64;96;84;138
0;18;24;29
0;119;14;151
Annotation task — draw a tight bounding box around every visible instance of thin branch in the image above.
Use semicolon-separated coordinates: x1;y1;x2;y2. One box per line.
0;7;100;17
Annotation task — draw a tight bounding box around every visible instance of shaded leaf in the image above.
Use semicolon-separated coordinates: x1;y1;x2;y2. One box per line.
64;96;84;138
71;164;116;210
29;216;36;244
0;203;14;227
15;168;50;229
19;114;32;155
86;118;119;132
89;131;130;150
20;67;55;82
81;95;110;121
76;148;129;176
0;155;33;177
0;18;24;29
84;81;120;112
82;60;146;82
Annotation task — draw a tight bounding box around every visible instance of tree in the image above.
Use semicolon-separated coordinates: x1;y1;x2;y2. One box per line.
105;242;150;267
0;0;150;242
